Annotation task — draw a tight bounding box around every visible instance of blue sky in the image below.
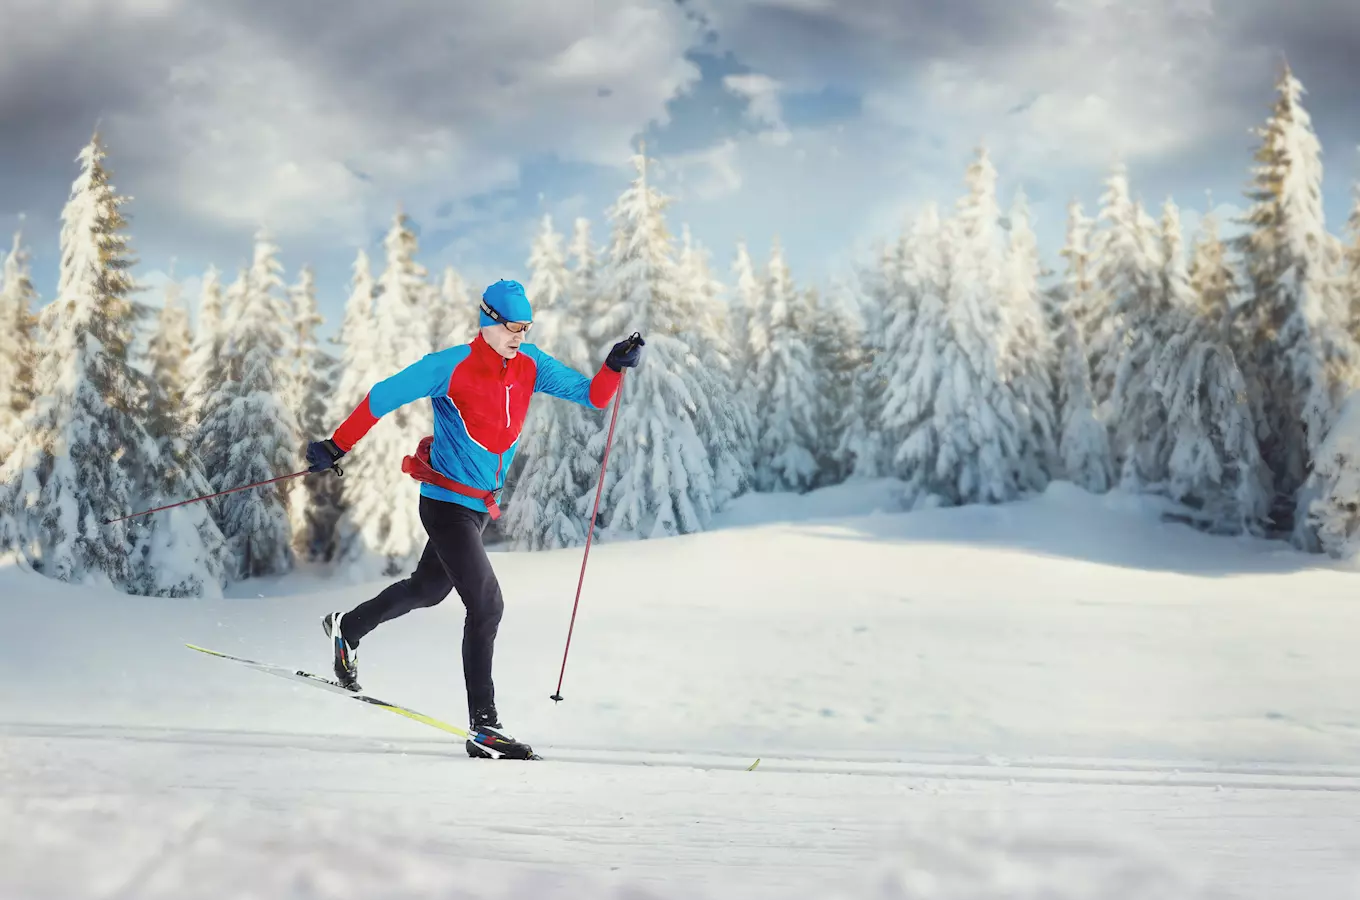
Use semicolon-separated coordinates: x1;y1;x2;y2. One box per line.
2;0;1359;343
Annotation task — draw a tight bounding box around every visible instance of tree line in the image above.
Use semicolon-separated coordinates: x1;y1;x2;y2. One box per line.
4;61;1360;597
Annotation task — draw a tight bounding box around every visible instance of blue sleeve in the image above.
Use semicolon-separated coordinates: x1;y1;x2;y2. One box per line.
523;344;595;408
368;347;465;417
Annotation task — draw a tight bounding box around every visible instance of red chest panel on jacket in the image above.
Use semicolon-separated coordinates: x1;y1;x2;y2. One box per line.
446;345;536;454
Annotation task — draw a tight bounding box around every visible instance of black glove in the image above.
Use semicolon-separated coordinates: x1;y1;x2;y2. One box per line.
605;333;645;372
306;438;346;473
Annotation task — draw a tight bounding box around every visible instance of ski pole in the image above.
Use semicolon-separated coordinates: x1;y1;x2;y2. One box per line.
102;466;331;525
550;334;639;703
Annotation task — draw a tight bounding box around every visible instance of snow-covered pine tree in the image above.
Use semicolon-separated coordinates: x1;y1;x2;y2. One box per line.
1054;200;1113;491
0;134;157;588
1049;199;1115;489
748;238;820;493
1056;310;1114;494
1058;200;1105;391
331;251;377;427
677;225;755;506
1344;185;1360;344
184;266;225;428
131;296;230;597
880;203;952;504
146;274;192;412
1151;301;1271;536
0;230;38;454
932;147;1027;504
434;265;478;348
193;268;246;508
1187;198;1238;343
527;214;572;325
337;211;432;574
1000;189;1059;490
287;265;339;562
835;236;902;480
1233;62;1359;539
568;218;600;323
1303;389;1360;558
583;149;719;539
0;231;37;556
1090;163;1162;419
1095;165;1169;490
0;490;16;559
803;280;862;487
730;240;763;389
1157;201;1198;317
249;228;300;449
325;250;377;562
196;256;300;580
500;397;600;549
126;427;232;596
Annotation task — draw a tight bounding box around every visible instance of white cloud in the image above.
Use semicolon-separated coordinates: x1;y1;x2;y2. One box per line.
722;73;792;146
3;1;705;249
689;0;1279;177
892;1;1252;172
667;0;1309;286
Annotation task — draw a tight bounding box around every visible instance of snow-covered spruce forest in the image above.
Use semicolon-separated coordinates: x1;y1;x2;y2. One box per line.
4;63;1360;599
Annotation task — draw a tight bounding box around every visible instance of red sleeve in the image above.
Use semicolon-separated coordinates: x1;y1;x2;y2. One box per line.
331;394;380;451
589;365;623;408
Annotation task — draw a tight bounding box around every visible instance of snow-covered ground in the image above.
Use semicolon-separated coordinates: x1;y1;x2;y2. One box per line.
5;481;1360;899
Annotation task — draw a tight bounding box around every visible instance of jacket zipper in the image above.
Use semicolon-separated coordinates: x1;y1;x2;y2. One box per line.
497;359;508;490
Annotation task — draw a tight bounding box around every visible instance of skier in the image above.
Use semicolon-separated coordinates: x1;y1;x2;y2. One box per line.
305;278;644;760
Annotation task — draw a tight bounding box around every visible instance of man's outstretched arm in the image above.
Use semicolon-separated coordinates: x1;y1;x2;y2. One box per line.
306;349;459;472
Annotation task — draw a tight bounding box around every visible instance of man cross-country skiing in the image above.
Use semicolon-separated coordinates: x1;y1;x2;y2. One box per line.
305;278;644;760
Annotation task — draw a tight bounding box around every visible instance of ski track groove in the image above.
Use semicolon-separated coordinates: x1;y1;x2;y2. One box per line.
6;722;1360;794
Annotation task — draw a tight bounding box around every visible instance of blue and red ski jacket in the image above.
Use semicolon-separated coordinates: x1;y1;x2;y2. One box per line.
331;333;622;517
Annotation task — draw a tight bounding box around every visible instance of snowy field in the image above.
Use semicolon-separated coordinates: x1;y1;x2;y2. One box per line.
4;481;1360;899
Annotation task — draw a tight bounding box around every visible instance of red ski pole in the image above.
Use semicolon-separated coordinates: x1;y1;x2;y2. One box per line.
550;335;638;703
102;467;326;525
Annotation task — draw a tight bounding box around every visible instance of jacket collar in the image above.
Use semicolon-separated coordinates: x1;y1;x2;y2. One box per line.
471;331;526;370
470;332;503;365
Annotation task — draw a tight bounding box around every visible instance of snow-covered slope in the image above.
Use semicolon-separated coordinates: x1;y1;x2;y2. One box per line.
4;482;1360;899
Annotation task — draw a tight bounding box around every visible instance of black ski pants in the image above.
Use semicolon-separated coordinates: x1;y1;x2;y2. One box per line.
341;495;504;721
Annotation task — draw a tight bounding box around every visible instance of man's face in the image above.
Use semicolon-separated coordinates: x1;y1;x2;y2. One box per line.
482;322;530;359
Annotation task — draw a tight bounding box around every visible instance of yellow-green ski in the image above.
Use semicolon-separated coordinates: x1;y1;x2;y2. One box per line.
183;642;509;753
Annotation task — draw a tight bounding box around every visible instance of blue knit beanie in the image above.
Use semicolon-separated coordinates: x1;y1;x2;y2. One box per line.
480;279;533;327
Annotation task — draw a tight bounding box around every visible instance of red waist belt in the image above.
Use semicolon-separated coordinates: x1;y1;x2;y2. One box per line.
401;435;502;519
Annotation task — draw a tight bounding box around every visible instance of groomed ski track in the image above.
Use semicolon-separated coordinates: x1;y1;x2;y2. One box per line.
8;722;1360;792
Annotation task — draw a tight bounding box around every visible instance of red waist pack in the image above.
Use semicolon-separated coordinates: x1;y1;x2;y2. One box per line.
401;435;502;519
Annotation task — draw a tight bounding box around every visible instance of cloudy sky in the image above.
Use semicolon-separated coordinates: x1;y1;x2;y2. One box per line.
3;0;1359;337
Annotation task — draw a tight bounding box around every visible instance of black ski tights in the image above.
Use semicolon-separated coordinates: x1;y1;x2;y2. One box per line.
340;495;504;720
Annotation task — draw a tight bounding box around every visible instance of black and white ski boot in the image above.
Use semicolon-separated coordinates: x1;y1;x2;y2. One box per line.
321;611;360;692
467;707;538;760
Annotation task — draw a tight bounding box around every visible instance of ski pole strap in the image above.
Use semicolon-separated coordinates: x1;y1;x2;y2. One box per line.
401;436;502;519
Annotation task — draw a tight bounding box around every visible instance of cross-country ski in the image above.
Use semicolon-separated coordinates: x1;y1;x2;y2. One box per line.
185;643;541;760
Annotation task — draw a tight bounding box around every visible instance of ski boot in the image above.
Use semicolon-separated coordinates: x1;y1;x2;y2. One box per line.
466;706;539;760
321;611;360;692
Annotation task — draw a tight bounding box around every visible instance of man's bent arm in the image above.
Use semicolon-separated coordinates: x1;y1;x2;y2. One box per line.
525;345;622;409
